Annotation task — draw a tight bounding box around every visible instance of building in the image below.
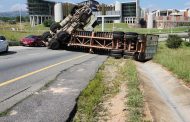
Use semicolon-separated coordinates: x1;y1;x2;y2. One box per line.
147;9;190;28
122;0;140;24
28;0;142;26
93;0;141;25
27;0;55;26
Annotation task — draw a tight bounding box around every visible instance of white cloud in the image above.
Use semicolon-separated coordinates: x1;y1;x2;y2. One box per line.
10;4;27;12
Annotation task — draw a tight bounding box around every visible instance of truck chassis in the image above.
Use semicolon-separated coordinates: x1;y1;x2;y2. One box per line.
65;31;159;61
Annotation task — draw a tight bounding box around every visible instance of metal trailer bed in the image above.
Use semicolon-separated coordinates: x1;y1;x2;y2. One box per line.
65;31;159;61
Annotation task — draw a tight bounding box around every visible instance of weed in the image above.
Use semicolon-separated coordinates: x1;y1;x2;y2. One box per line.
121;59;143;122
154;42;190;83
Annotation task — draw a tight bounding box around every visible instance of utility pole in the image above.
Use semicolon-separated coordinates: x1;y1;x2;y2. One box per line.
19;0;22;31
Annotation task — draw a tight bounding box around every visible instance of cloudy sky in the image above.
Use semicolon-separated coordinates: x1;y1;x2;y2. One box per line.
0;0;190;12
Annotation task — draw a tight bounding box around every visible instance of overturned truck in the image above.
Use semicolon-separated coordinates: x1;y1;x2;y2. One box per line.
42;5;159;61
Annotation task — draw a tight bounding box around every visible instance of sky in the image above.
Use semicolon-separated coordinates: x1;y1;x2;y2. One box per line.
0;0;190;12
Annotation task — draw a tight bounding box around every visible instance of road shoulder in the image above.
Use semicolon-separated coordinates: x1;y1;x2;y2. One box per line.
0;55;107;122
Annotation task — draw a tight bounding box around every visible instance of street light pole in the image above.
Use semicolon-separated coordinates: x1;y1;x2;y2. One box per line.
19;0;22;31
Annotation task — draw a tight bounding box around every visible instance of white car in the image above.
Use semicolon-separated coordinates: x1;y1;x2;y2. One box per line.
0;36;9;53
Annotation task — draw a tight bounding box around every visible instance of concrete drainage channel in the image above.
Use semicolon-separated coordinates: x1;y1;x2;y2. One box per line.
0;55;107;122
136;61;190;122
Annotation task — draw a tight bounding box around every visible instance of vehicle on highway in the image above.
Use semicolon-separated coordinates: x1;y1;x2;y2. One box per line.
0;35;9;53
42;5;159;61
21;35;45;47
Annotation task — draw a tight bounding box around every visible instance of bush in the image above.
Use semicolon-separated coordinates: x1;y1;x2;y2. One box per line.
43;20;54;27
166;35;182;49
184;41;190;47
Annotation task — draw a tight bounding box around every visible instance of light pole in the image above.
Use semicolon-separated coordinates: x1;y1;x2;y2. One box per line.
19;0;22;31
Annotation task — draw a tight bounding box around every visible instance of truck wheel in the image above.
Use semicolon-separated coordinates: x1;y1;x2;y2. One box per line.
125;32;138;36
92;21;99;28
70;6;79;15
113;31;124;40
110;53;122;59
5;46;9;53
42;31;52;42
80;13;89;23
110;49;123;54
125;32;138;39
50;23;61;33
48;39;60;50
57;31;70;42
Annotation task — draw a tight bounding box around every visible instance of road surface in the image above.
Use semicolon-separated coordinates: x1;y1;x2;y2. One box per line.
0;46;107;121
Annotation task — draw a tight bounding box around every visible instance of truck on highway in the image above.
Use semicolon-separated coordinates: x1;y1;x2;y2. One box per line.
42;5;159;61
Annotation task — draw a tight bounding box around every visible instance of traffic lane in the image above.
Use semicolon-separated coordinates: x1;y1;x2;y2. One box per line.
0;49;80;82
0;52;98;113
0;55;107;122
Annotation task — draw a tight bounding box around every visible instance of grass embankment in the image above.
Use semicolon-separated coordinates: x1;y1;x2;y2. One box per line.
154;42;190;83
122;60;143;122
73;58;143;122
95;23;189;34
73;64;106;121
0;23;48;41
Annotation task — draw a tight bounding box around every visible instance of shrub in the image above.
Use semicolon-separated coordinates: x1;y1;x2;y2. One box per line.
184;41;190;47
43;20;54;27
166;35;182;49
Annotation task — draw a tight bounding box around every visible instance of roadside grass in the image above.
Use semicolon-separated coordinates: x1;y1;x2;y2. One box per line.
121;59;143;122
0;22;49;41
95;23;189;34
73;58;123;121
73;58;143;122
154;42;190;83
73;68;105;121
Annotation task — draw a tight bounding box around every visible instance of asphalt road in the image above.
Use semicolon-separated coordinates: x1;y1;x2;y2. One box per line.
0;46;107;119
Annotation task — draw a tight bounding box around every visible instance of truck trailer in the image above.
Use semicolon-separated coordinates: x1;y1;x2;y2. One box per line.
42;5;159;61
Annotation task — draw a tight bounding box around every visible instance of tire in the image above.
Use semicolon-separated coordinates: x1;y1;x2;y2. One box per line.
57;31;70;43
110;53;122;59
123;55;133;59
42;31;52;42
113;31;124;40
5;46;8;53
80;13;89;23
50;23;61;33
110;49;123;54
70;6;79;15
125;32;138;39
92;21;99;28
125;32;138;35
48;39;60;50
123;50;134;55
137;53;146;62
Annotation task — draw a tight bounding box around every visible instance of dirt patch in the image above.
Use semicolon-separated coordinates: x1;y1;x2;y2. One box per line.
97;59;127;122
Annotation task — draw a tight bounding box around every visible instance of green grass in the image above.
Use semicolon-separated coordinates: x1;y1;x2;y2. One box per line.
73;58;124;121
121;60;143;122
0;22;49;41
74;58;143;121
95;23;189;34
73;68;106;122
154;42;190;83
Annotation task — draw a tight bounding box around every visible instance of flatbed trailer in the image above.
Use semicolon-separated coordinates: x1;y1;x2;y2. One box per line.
42;5;159;61
65;31;159;61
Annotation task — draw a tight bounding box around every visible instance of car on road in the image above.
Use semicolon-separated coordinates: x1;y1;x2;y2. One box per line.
0;36;9;53
20;35;45;47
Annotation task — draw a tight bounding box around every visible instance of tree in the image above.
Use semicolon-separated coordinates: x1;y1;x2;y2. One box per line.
43;20;54;27
139;18;146;28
